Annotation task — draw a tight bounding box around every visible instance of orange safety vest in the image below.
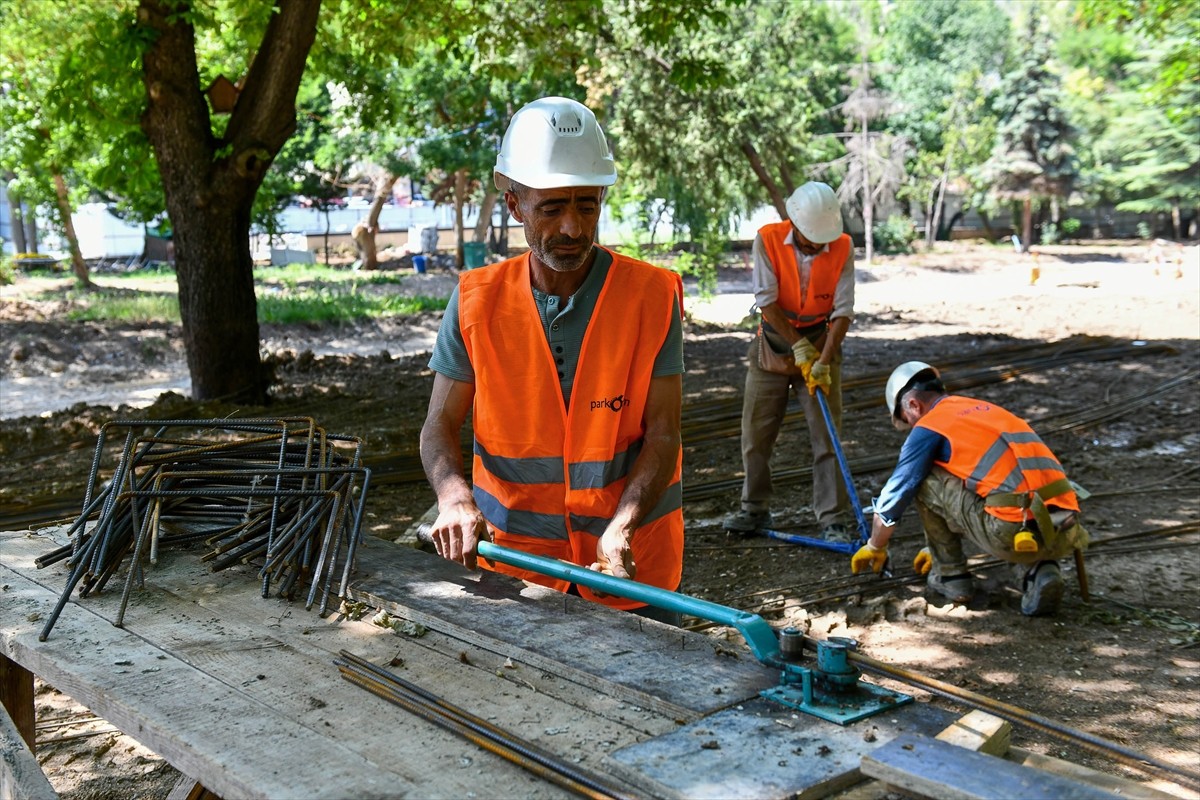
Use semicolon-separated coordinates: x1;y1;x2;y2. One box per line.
759;220;852;328
458;247;685;609
916;396;1080;523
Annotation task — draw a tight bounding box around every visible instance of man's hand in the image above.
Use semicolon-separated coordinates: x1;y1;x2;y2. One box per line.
802;360;832;395
590;528;636;588
851;542;888;574
791;337;819;366
429;501;489;570
912;547;933;576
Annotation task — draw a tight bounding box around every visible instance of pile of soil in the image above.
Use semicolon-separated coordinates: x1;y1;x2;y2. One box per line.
1;241;1197;798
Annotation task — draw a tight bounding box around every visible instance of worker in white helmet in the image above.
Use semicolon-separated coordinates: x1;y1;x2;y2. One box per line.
420;97;686;626
851;361;1090;616
723;181;857;543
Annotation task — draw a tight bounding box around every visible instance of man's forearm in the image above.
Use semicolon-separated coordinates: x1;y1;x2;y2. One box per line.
821;316;850;364
608;431;680;537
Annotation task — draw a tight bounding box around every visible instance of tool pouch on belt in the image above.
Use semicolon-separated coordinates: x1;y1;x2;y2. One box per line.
986;477;1077;551
755;325;806;375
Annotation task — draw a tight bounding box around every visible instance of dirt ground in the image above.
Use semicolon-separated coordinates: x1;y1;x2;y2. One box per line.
1;240;1198;799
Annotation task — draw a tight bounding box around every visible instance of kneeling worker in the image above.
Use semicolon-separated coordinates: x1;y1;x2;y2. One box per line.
419;97;685;626
850;361;1089;616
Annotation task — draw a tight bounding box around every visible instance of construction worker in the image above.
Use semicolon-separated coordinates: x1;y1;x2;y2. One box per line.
724;181;857;542
420;97;685;626
851;361;1090;616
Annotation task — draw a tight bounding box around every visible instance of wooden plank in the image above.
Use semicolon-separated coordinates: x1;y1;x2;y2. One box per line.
349;534;777;721
861;733;1124;800
606;696;957;800
1;697;58;800
1008;746;1184;800
1;529;531;800
828;710;1012;799
0;528;650;799
0;652;35;748
934;710;1011;757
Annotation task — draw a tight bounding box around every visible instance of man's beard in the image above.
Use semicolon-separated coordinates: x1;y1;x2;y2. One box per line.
531;236;593;272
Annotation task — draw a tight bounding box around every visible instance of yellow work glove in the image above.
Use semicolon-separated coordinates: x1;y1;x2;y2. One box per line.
803;360;832;396
850;543;888;574
791;337;819;366
912;547;933;576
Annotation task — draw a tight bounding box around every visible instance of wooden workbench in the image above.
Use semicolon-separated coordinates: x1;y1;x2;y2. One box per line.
1;527;952;799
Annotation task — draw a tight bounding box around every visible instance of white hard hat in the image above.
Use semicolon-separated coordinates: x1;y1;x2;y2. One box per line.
785;182;843;244
885;361;940;419
494;97;617;191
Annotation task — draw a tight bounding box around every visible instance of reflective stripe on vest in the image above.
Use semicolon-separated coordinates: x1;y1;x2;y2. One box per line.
916;396;1080;523
759;221;851;327
458;247;685;607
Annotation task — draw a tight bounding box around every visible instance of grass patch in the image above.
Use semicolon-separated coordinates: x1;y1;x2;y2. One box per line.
65;290;181;323
257;289;446;324
55;278;446;321
253;263;407;289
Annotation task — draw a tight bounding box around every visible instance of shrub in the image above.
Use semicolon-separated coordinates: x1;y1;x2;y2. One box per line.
873;215;918;255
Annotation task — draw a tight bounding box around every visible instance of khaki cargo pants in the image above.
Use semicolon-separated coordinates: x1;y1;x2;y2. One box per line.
915;467;1088;574
737;338;849;529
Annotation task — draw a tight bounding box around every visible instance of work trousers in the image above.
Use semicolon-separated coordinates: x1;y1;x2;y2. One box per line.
915;467;1086;574
737;338;848;529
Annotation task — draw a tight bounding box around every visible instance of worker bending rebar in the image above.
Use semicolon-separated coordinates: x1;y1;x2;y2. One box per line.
419;97;686;626
851;361;1091;616
724;181;857;543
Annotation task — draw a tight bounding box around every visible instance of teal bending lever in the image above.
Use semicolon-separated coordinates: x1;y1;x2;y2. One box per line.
476;541;782;664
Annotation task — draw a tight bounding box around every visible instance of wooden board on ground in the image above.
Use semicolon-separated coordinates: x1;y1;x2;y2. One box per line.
934;709;1011;757
605;697;956;800
1;696;58;800
862;732;1124;800
1007;746;1185;800
348;533;777;721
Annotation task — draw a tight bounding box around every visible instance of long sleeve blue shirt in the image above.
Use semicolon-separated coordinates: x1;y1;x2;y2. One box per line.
873;426;952;525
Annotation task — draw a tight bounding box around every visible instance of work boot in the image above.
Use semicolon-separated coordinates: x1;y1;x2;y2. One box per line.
723;508;772;535
927;566;975;603
820;523;854;544
1017;561;1064;617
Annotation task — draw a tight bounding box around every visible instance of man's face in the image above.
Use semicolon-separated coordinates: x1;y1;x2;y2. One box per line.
508;186;604;273
792;226;824;256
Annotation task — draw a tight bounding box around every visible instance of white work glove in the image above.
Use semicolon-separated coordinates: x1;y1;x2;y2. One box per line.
791;337;819;366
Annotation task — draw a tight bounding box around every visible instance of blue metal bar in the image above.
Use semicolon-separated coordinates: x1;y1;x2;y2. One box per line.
476;541;782;664
813;388;870;546
762;528;855;555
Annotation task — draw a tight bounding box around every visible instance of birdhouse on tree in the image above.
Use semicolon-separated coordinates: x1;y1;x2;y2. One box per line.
206;75;240;114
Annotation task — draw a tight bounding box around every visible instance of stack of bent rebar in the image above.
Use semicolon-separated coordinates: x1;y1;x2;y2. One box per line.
33;417;371;641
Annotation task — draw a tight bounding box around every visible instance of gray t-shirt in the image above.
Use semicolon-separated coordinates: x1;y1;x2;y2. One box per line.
428;248;685;407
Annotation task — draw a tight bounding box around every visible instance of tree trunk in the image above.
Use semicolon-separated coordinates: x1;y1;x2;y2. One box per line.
24;206;38;254
354;173;397;270
453;168;468;268
8;190;28;254
978;210;995;241
740;140;787;220
138;0;319;403
473;189;498;245
1021;199;1033;251
51;172;91;287
352;220;377;269
1171;201;1181;240
861;115;874;264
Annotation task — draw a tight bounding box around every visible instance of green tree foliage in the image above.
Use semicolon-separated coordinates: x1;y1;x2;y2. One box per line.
981;11;1078;248
880;0;1010;244
1076;0;1199;124
3;0;725;403
596;0;854;247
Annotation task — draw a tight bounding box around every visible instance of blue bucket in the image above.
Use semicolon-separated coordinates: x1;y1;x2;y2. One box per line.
412;255;427;273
